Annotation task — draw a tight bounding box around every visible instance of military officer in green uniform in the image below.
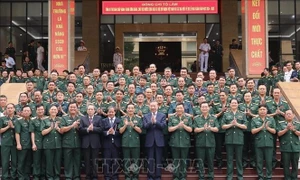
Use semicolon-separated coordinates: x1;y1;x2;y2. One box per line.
119;103;142;180
42;81;58;103
227;84;243;103
168;103;193;180
75;92;87;116
22;57;34;72
0;103;18;180
60;103;82;180
109;90;128;118
204;83;220;106
15;105;32;180
222;99;247;180
194;102;219;180
41;105;63;180
278;110;300;180
123;84;137;103
258;68;272;96
213;91;229;168
94;91;109;118
238;92;259;168
225;67;239;86
30;90;50;116
270;66;284;91
251;105;276;180
29;105;46;180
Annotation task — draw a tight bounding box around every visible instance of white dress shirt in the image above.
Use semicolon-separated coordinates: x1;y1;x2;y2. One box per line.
199;43;211;56
5;57;15;68
284;70;293;82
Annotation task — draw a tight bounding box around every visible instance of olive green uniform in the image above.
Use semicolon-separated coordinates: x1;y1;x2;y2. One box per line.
60;114;82;180
0;115;18;180
42;90;57;104
22;61;34;72
109;101;128;118
222;111;248;180
278;120;300;180
15;118;32;180
238;102;259;167
40;117;62;180
251;116;276;180
258;76;272;96
168;115;192;180
225;76;238;87
194;114;219;180
118;115;142;180
29;116;45;180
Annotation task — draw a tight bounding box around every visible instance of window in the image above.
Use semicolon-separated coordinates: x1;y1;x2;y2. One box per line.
0;3;11;25
151;15;168;23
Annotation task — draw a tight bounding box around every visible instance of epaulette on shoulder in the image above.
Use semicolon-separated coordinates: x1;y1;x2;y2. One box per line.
31;117;37;120
17;117;23;120
278;121;286;123
266;100;272;102
293;120;300;124
42;116;49;120
135;115;141;118
194;115;200;118
63;114;68;116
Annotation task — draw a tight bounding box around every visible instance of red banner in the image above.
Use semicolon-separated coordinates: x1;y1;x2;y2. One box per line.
246;0;266;75
102;0;218;14
50;0;69;74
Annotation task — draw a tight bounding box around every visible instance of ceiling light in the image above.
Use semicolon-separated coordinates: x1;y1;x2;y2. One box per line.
292;15;295;19
27;17;31;20
104;34;106;36
216;33;218;35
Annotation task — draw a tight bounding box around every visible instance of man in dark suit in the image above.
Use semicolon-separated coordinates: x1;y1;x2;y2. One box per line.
79;104;103;180
143;101;166;180
102;107;121;180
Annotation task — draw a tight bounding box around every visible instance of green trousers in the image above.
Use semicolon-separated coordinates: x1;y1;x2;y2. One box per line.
44;148;62;180
226;144;243;180
123;147;140;180
63;148;81;180
281;152;300;180
17;149;32;180
196;147;215;180
171;147;189;180
255;147;273;180
242;131;255;166
1;145;17;180
215;132;225;165
32;149;45;180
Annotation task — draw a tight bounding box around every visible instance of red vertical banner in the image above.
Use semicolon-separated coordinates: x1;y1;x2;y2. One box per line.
246;0;267;76
50;0;69;74
241;0;245;14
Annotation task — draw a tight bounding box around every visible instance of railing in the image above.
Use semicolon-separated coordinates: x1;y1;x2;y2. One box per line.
229;49;245;78
75;51;90;71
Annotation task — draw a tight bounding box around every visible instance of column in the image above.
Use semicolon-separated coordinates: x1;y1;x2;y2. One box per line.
82;0;100;70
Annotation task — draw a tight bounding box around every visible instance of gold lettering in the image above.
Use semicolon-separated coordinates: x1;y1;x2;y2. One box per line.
251;50;263;58
55;40;64;44
57;17;62;21
252;62;262;67
56;24;63;29
52;9;66;14
251;38;263;45
252;25;261;32
56;1;63;6
252;11;260;19
55;32;64;36
252;0;260;7
56;47;63;52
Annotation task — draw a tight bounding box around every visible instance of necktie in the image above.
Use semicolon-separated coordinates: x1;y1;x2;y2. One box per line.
110;118;114;127
89;117;93;124
152;113;155;122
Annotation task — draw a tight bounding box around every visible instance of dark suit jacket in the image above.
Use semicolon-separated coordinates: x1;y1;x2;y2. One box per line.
143;112;166;147
102;117;121;148
291;70;298;79
79;115;103;149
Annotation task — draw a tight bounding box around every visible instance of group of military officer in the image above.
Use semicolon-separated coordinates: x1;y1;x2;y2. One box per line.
0;63;299;180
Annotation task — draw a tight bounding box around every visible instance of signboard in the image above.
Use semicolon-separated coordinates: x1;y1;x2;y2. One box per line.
49;0;72;74
102;0;218;14
245;0;267;76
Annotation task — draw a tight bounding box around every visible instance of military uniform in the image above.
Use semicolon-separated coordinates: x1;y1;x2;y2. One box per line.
11;76;25;83
29;116;45;180
252;96;275;114
64;91;77;103
31;76;45;91
258;76;272;96
109;101;128;118
22;61;34;72
168;115;193;180
184;94;197;107
238;102;259;167
194;114;219;180
204;93;220;105
222;111;248;180
30;101;50;117
278;120;300;180
168;101;193;115
60;114;82;180
94;101;109;118
0;115;18;180
123;94;137;104
270;74;284;89
227;93;244;103
214;85;230;94
118;115;143;180
225;76;238;87
42;90;57;104
251;116;276;180
40;117;62;180
77;103;87;116
103;91;116;102
15;117;32;180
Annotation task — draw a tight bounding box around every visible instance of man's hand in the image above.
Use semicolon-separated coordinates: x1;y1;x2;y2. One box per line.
17;144;22;150
32;144;37;151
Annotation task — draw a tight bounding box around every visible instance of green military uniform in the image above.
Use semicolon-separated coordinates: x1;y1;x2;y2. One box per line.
0;115;18;180
204;92;220;105
270;74;284;90
103;91;116;102
214;85;230;94
163;76;177;87
29;116;45;180
95;83;105;92
22;61;34;72
42;90;57;104
111;74;129;84
64;91;77;103
123;94;137;104
184;94;197;107
76;75;85;84
0;76;8;84
108;101;128;118
44;80;66;92
238;102;259;167
15;117;32;180
251;116;276;180
31;76;45;91
222;111;248;180
118;115;143;180
60;114;82;180
212;102;229;167
77;103;87;116
91;77;102;86
40;117;62;180
252;96;275;113
194;114;219;180
15;103;34;116
238;87;248;95
94;101;109;118
168;115;192;180
278;120;300;180
128;75;140;85
225;76;238;87
258;75;272;96
84;95;95;104
227;93;244;103
11;76;25;83
30;101;50;117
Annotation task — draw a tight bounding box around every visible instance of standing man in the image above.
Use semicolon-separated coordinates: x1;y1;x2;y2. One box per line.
15;106;32;180
199;38;211;72
4;53;15;73
5;41;16;69
143;101;166;180
278;110;300;180
28;40;37;69
60;103;82;180
211;40;223;72
102;107;121;180
37;41;45;71
222;99;247;180
0;103;18;180
194;102;219;180
113;46;123;69
251;105;276;180
79;104;103;180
